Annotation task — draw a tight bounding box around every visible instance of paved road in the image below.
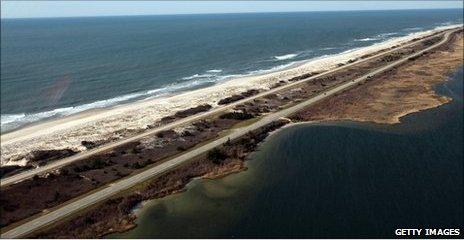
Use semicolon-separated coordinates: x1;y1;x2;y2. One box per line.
0;29;458;239
0;29;452;188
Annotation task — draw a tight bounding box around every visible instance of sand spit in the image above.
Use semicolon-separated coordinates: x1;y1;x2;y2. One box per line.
1;25;461;166
291;31;464;125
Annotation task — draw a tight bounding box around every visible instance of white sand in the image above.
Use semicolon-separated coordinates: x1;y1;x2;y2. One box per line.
1;24;461;166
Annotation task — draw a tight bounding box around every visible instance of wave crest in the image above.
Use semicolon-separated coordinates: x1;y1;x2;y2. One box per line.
355;37;379;42
274;53;298;61
206;69;223;73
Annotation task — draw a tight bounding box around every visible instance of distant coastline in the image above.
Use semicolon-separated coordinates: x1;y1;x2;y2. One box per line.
1;8;462;20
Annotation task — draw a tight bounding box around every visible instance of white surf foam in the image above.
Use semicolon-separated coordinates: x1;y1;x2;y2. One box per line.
206;69;223;73
355;37;380;42
0;91;157;132
274;53;298;61
377;32;398;38
320;47;338;51
355;32;400;42
1;114;26;125
181;73;216;80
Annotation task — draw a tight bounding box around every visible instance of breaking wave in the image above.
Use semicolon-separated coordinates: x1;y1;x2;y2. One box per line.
355;32;400;42
1;91;154;132
206;69;223;73
355;37;379;42
182;73;215;80
274;53;298;61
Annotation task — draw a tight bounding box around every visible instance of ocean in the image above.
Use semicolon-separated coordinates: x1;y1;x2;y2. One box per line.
111;66;463;238
1;9;462;132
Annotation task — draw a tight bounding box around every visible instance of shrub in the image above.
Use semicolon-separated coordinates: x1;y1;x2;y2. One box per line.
90;159;106;169
219;111;254;120
207;148;228;164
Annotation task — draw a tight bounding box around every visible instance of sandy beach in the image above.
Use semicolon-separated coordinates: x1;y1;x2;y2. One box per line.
1;24;461;166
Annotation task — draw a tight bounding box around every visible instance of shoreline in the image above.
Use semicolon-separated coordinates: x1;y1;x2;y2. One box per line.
1;24;461;166
21;30;464;238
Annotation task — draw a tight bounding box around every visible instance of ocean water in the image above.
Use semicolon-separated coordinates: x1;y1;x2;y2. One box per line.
111;66;463;238
1;9;462;132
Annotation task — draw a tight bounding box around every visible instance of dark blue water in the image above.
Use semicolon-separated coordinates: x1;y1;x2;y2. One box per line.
1;9;462;131
112;67;463;238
